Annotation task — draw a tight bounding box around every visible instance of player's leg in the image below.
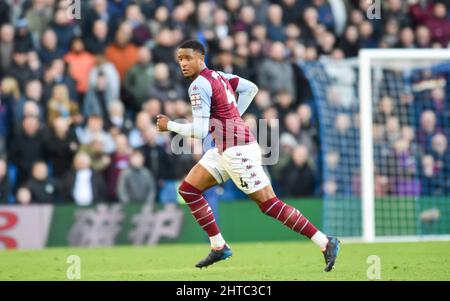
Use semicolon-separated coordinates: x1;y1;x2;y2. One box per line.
247;184;328;248
177;149;232;268
180;163;224;248
248;185;339;271
222;143;340;271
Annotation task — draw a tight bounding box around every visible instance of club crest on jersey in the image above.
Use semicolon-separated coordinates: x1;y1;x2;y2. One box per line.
190;93;201;109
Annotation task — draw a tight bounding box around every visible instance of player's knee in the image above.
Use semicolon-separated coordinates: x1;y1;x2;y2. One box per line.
178;180;202;198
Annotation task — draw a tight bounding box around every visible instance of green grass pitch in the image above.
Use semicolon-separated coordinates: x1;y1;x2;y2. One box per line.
1;241;449;281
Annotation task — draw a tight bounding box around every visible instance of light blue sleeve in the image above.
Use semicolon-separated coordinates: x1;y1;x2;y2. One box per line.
167;77;211;139
217;71;258;116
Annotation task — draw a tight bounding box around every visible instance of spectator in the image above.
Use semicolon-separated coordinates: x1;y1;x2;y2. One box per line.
420;154;437;196
280;145;315;197
258;42;296;97
139;124;175;189
8;47;38;92
410;1;450;47
212;49;247;79
300;6;321;47
152;27;180;64
0;93;9;155
14;19;34;53
64;37;96;97
142;98;163;121
0;23;15;77
108;100;131;134
235;5;256;33
390;138;419;196
384;0;411;28
28;50;44;78
82;0;118;42
338;25;359;57
85;19;110;54
297;104;319;145
45;117;79;178
247;88;271;117
124;46;156;110
76;114;115;153
117;149;156;204
148;6;171;38
359;20;378;48
317;30;336;56
50;8;77;53
106;134;130;202
47;84;80;124
266;4;285;42
1;77;25;136
250;0;270;25
281;0;303;25
38;29;65;65
275;89;296;122
381;18;400;48
24;79;44;108
374;96;396;124
105;22;139;83
106;0;130;19
0;157;9;203
124;3;151;46
431;133;450;177
397;26;416;48
281;112;317;159
270;133;297;184
313;0;336;32
417;110;441;153
61;151;106;205
23;101;42;122
0;0;9;26
83;70;116;126
25;0;54;42
42;58;78;103
416;25;432;48
16;186;32;205
9;116;46;186
129;111;151;148
25;161;57;203
148;62;185;102
80;135;111;174
88;54;120;102
427;88;448;124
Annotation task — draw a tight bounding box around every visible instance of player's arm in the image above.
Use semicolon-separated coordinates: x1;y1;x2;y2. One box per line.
157;82;211;139
219;72;258;116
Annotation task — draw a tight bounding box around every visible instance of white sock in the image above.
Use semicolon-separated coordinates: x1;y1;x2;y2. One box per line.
311;231;329;250
209;233;226;249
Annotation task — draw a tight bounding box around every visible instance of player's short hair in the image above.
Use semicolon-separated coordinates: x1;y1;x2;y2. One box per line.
178;40;206;56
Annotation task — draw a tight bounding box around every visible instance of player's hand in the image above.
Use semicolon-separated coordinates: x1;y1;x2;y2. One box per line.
156;114;170;132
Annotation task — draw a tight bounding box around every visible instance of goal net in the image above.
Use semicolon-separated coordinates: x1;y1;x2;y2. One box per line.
301;49;450;242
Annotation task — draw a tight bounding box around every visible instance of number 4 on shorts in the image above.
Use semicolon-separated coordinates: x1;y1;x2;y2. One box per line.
240;177;249;189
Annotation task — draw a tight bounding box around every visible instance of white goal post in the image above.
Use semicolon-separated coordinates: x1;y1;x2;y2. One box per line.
359;49;450;243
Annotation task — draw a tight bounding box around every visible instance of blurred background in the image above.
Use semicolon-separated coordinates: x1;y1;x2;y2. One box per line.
0;0;449;249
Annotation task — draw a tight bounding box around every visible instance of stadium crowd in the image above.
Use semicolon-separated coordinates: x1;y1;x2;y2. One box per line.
0;0;450;205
